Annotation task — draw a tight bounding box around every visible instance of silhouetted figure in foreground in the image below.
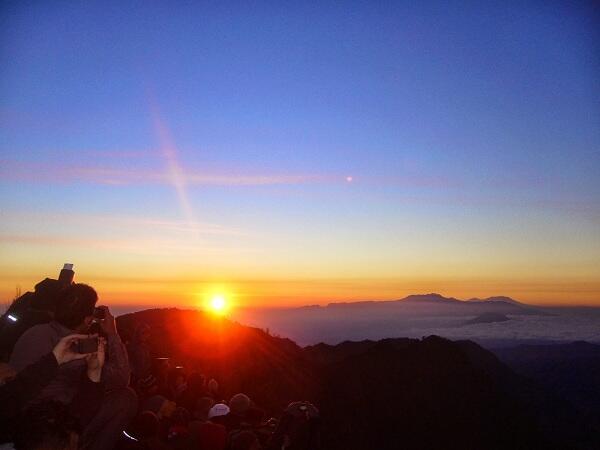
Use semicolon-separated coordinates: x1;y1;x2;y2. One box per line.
9;284;136;450
268;401;320;450
0;334;94;443
127;323;152;384
13;400;81;450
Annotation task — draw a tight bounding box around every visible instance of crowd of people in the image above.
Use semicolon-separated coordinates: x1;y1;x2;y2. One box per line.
0;277;320;450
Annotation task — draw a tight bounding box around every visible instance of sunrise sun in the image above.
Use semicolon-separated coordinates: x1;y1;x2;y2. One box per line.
209;294;228;314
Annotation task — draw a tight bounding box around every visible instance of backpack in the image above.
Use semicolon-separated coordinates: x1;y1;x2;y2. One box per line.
0;278;64;361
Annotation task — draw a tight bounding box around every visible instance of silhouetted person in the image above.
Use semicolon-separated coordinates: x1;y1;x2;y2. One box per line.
9;283;136;450
176;371;206;411
167;406;191;449
127;323;152;384
207;377;219;399
0;334;92;443
230;430;261;450
189;399;227;450
13;400;81;450
122;411;170;450
167;366;187;400
0;278;64;361
268;401;320;450
212;393;252;431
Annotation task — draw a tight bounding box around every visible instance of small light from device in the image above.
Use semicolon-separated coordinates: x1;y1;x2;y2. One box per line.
7;314;18;322
122;431;138;441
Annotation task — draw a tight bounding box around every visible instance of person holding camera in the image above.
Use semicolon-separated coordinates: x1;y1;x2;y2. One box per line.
0;333;105;444
9;283;137;450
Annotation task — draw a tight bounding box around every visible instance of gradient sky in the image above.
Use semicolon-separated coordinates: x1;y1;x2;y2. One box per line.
1;1;599;308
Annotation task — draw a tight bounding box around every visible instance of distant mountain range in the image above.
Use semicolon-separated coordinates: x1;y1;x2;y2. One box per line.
323;293;545;315
233;293;553;346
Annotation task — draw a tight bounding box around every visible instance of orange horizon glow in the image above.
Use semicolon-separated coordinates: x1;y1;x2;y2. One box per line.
2;268;599;310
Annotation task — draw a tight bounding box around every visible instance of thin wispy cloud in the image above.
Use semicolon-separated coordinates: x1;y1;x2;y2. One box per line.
1;210;247;237
0;233;255;256
0;160;328;186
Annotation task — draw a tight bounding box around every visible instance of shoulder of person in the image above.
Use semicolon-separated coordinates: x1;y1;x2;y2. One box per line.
9;323;58;370
18;322;58;342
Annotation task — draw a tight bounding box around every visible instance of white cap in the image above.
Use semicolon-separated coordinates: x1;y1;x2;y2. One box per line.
208;403;230;419
63;263;74;270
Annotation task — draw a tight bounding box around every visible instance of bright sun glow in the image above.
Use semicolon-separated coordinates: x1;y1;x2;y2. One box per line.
209;295;227;314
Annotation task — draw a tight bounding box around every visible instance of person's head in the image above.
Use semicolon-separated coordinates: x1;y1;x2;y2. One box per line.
168;367;186;389
160;400;177;419
14;400;81;450
193;397;215;421
54;284;98;332
207;378;219;394
33;278;64;315
230;430;260;450
135;323;151;343
229;393;251;417
187;371;206;391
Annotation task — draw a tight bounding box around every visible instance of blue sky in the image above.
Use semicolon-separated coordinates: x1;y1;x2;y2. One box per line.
1;1;599;306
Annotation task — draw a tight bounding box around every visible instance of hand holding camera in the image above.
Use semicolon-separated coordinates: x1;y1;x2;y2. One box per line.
52;334;92;365
94;305;117;336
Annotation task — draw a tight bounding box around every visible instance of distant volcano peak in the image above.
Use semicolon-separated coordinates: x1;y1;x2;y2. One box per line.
401;293;461;303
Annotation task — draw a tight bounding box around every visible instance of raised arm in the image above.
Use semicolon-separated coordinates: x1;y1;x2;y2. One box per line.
97;306;131;389
1;334;89;420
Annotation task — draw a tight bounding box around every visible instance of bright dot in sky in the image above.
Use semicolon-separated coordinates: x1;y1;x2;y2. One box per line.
210;295;227;314
346;176;353;182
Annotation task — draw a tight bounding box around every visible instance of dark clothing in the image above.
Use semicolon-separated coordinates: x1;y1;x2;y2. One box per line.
189;420;227;450
175;386;207;412
0;352;105;444
10;321;131;402
126;339;151;383
211;412;245;432
0;352;57;419
71;375;105;427
0;352;58;442
9;321;135;450
81;387;138;450
0;307;52;362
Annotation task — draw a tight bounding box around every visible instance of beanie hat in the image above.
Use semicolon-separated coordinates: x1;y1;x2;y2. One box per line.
208;403;230;419
229;393;251;416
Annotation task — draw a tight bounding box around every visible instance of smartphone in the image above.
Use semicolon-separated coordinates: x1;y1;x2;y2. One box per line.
77;337;99;354
93;307;105;320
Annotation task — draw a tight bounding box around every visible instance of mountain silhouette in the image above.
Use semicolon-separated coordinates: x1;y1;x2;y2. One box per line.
117;308;600;449
494;341;600;432
116;308;316;413
322;293;544;315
